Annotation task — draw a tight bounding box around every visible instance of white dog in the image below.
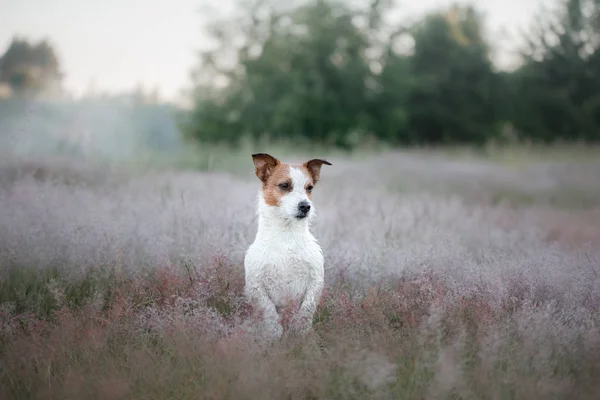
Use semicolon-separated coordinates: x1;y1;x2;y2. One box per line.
244;153;331;339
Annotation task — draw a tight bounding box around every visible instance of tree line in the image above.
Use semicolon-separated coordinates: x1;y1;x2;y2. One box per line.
183;0;600;149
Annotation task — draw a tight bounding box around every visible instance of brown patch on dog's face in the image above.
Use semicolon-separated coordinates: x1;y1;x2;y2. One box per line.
252;153;293;206
262;163;293;206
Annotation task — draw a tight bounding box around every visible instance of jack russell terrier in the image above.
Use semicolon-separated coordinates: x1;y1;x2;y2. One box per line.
244;153;331;339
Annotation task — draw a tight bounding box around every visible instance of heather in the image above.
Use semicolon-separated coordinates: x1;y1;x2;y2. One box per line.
3;0;600;396
1;149;599;399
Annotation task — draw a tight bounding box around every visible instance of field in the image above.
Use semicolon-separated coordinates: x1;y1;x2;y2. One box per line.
1;146;600;399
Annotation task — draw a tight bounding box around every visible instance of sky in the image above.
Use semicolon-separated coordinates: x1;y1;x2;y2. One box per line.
0;0;545;103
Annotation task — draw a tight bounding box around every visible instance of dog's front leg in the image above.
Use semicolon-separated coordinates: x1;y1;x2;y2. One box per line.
295;277;324;335
247;285;283;339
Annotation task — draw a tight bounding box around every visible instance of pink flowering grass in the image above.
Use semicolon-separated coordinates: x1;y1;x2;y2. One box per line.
2;257;600;399
1;152;600;399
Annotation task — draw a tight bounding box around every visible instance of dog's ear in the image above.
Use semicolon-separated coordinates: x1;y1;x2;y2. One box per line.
303;159;332;184
252;153;280;182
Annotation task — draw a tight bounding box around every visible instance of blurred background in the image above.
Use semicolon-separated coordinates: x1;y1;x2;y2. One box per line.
0;0;599;165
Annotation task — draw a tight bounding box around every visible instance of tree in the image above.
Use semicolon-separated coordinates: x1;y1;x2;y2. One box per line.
0;37;63;98
512;0;600;142
366;48;412;144
406;5;500;145
185;0;397;149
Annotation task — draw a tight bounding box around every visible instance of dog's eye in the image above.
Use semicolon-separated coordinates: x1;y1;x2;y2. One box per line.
306;185;314;192
279;182;290;190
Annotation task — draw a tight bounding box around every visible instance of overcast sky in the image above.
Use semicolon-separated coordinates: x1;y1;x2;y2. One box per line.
0;0;545;102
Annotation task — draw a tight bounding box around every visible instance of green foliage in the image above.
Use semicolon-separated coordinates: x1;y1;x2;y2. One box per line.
407;6;500;145
511;0;600;142
184;1;501;148
186;0;378;149
183;0;600;149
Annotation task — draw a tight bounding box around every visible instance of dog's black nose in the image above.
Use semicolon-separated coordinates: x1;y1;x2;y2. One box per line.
298;201;311;214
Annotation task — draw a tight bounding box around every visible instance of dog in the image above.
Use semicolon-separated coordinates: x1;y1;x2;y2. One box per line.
244;153;331;339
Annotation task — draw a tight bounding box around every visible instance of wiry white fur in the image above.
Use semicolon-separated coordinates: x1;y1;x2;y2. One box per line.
244;167;325;339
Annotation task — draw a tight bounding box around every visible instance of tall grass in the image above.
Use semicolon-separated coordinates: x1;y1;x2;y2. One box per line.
1;149;600;399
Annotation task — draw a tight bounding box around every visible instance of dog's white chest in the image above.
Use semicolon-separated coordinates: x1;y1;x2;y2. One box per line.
245;237;324;308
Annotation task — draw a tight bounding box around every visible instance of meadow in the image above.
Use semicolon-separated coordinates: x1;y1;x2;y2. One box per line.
1;145;600;399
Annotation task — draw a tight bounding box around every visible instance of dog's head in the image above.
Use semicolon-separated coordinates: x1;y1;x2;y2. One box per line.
252;153;331;221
